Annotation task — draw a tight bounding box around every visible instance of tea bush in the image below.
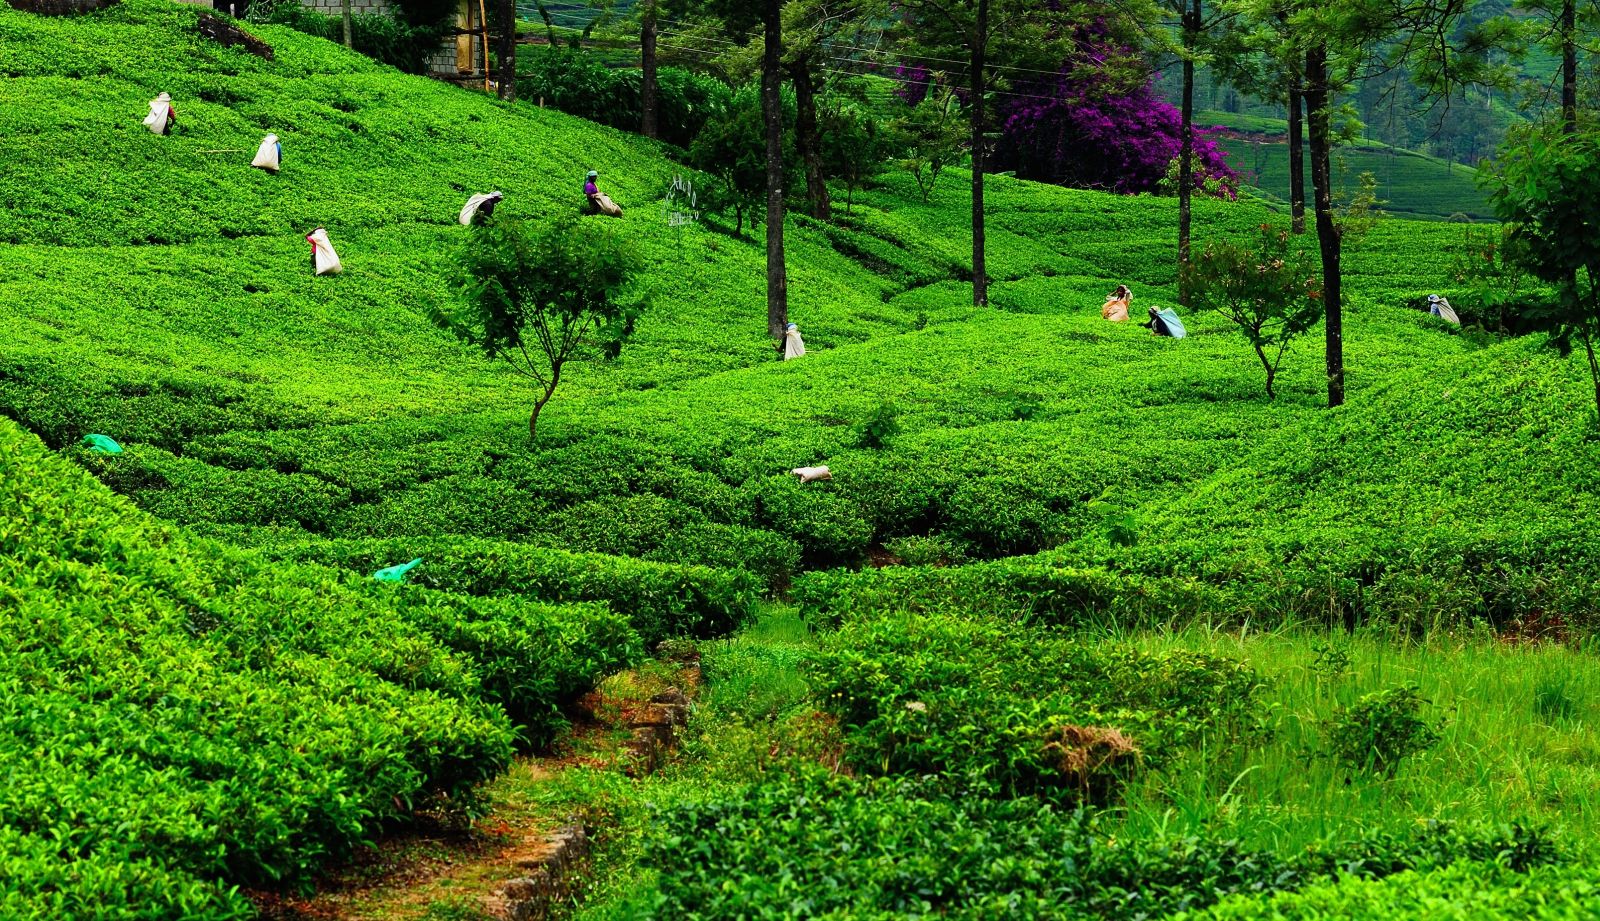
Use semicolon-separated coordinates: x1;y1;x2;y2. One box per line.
1189;860;1600;919
259;536;761;644
642;770;1559;920
806;612;1262;796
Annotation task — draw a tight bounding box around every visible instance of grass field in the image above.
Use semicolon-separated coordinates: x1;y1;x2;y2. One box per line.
3;1;1599;917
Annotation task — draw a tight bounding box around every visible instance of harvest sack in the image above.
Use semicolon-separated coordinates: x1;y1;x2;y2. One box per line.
459;191;504;226
143;93;174;135
1428;295;1461;325
1152;307;1186;339
1102;296;1130;322
592;192;623;217
251;134;281;172
793;466;831;483
306;228;342;275
783;323;806;360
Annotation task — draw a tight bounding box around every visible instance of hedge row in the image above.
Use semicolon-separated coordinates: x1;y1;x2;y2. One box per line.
643;771;1559;920
262;536;761;645
0;416;636;911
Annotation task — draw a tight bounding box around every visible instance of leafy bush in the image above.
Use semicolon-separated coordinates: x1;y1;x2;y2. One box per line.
262;536;760;644
806;612;1262;797
1324;685;1442;777
255;2;449;74
516;45;730;150
1189;860;1599;920
644;770;1559;920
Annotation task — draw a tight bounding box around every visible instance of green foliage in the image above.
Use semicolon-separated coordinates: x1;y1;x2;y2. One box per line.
806;612;1262;797
887;87;967;203
643;770;1560;920
1486;125;1600;418
1190;860;1600;919
855;397;901;449
1325;685;1442;777
819;99;885;213
1186;224;1323;398
516;45;730;150
255;3;448;74
261;536;761;646
689;83;797;236
441;214;644;440
1449;224;1547;332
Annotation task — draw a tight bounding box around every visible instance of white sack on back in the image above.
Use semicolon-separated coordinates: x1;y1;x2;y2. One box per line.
792;465;831;483
1434;299;1461;325
459;191;504;226
783;323;806;360
143;93;172;135
307;227;342;276
252;134;281;172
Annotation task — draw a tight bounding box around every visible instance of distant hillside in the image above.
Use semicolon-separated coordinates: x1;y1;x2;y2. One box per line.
1204;110;1494;222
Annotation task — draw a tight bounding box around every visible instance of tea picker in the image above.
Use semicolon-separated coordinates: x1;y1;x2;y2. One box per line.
459;191;504;226
1141;306;1186;339
584;170;623;218
783;322;806;360
1428;295;1461;325
307;228;343;276
251;134;281;173
1102;285;1131;323
143;92;176;136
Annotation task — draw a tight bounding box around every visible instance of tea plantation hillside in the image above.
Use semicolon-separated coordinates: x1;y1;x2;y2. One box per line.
6;1;1600;917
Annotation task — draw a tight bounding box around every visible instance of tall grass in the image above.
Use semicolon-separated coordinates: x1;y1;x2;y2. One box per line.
1108;624;1600;855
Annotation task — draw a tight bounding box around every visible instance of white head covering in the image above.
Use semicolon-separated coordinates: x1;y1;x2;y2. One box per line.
251;134;280;172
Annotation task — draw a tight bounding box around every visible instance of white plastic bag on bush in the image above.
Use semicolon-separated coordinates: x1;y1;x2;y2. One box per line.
459;191;503;226
252;134;281;173
306;227;342;276
143;93;174;135
793;465;831;483
783;322;806;360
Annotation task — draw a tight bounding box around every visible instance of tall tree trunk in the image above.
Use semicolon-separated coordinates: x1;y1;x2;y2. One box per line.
1563;0;1577;132
969;0;989;307
763;0;789;339
641;0;659;139
341;0;353;48
1305;46;1343;408
791;61;831;221
1288;83;1306;234
1177;0;1199;305
496;0;516;101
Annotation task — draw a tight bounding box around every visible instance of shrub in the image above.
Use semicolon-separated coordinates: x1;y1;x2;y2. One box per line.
515;46;730;150
805;612;1262;797
263;536;760;645
644;771;1559;920
1325;685;1442;777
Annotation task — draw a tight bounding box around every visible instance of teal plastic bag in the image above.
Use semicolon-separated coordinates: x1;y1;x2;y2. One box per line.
373;558;423;583
82;434;123;455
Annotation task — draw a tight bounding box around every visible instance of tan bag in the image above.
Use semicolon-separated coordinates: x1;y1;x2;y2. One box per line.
593;192;623;218
1102;297;1130;322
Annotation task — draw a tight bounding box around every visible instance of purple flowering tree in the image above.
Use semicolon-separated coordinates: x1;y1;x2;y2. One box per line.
988;18;1237;198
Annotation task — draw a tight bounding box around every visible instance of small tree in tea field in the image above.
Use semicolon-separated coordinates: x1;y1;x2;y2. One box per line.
439;214;644;441
1186;225;1322;399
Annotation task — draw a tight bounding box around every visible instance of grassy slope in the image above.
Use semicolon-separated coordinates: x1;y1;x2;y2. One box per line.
1201;110;1493;221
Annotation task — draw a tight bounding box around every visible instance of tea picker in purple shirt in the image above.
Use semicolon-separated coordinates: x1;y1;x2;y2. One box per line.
584;170;623;217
